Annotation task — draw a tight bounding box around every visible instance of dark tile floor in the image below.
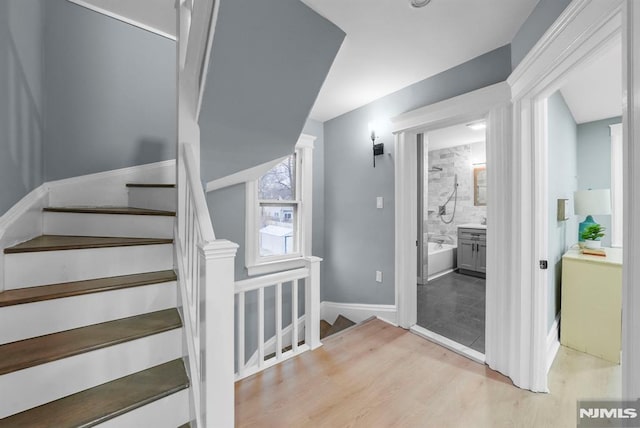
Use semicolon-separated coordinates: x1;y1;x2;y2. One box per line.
417;271;486;353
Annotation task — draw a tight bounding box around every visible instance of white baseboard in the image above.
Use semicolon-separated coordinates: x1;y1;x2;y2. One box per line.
47;160;175;208
0;186;49;292
320;301;397;326
547;314;561;373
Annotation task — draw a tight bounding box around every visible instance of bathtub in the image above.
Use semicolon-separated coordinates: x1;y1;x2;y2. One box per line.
427;242;457;281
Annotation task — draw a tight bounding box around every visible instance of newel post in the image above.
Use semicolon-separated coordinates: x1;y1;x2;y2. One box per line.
200;239;238;428
304;256;323;350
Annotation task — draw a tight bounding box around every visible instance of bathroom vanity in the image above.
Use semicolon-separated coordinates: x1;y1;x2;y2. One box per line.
457;225;486;277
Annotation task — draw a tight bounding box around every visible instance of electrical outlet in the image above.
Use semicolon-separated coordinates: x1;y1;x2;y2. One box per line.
376;271;383;283
376;197;384;209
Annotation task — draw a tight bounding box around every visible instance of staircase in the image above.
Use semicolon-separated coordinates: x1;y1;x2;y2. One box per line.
0;183;192;427
320;315;356;339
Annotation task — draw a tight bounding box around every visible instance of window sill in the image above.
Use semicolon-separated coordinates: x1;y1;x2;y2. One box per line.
247;257;307;276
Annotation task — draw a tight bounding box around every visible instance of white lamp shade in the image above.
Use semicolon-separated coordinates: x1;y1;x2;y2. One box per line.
574;189;612;215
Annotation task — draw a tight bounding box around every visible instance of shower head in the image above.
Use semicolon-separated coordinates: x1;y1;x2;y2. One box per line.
428;166;443;173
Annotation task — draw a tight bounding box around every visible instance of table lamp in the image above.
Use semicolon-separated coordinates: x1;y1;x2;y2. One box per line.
574;189;611;242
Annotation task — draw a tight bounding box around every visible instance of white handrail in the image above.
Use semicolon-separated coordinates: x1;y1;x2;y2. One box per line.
182;144;215;240
176;141;238;428
234;267;309;293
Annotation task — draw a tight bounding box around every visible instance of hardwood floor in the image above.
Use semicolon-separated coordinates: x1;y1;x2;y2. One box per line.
236;319;620;428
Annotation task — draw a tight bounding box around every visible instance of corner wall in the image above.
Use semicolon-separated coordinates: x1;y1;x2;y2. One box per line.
511;0;572;69
0;0;45;214
577;116;622;248
43;0;176;181
547;91;578;330
323;45;512;305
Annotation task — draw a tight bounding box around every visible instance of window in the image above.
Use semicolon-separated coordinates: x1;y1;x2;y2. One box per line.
610;123;623;247
257;154;299;257
246;135;315;275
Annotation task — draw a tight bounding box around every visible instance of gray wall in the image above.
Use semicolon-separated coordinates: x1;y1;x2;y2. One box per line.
323;45;511;305
577;116;621;248
207;118;325;359
0;0;45;214
43;0;176;181
547;91;577;330
199;0;344;184
207;118;326;281
511;0;572;70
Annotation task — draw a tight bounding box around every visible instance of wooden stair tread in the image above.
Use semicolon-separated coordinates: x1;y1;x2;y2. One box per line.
0;309;182;376
126;183;176;188
0;359;189;428
320;320;332;340
43;206;175;216
4;235;173;254
0;270;176;307
324;315;356;338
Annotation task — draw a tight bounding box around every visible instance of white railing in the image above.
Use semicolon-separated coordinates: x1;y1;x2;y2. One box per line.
176;142;238;428
234;257;322;381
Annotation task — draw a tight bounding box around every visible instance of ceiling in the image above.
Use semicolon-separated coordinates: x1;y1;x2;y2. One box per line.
559;39;622;124
426;122;485;152
302;0;538;122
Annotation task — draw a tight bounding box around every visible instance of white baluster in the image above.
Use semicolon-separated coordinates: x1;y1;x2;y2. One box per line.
237;291;245;378
292;279;299;353
258;287;265;368
276;283;282;359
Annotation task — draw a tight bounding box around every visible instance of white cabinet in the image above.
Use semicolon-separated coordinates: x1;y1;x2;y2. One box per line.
457;227;486;277
560;248;622;363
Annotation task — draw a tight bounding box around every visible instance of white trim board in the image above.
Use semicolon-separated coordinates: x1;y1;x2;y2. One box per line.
508;0;629;393
389;82;517;390
205;134;317;193
320;301;397;326
48;160;176;207
546;315;561;374
410;324;485;365
66;0;177;41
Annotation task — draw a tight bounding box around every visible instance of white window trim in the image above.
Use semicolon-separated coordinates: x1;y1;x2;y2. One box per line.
245;134;315;276
610;123;623;248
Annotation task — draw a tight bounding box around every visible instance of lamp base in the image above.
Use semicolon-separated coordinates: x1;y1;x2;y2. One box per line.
578;215;597;242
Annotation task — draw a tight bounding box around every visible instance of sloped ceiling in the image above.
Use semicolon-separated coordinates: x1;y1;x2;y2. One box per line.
302;0;538;121
67;0;176;39
199;0;345;182
560;39;622;124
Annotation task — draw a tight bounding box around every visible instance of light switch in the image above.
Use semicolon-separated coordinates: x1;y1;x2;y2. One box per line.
376;271;383;282
376;197;384;209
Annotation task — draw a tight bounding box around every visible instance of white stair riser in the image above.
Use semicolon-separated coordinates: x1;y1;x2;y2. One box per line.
0;328;183;419
4;244;173;289
94;389;190;428
128;187;176;212
0;282;177;345
43;212;174;239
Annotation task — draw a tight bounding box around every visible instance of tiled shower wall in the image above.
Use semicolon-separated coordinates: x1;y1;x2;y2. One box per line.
423;142;487;248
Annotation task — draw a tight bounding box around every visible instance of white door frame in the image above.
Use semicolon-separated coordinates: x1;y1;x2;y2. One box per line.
391;82;521;382
509;0;640;395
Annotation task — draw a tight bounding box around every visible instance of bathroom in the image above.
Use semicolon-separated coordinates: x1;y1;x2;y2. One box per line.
416;121;487;355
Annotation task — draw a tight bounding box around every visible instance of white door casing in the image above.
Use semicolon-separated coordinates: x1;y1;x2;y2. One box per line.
508;0;640;393
391;82;516;383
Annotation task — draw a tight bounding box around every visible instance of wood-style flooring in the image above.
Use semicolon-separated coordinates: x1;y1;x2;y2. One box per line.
236;318;620;428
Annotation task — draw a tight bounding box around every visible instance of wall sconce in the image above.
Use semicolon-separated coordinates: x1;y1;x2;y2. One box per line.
369;122;384;167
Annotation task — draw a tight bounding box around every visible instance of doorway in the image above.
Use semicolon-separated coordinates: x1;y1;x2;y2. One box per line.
416;122;487;356
541;38;623;395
